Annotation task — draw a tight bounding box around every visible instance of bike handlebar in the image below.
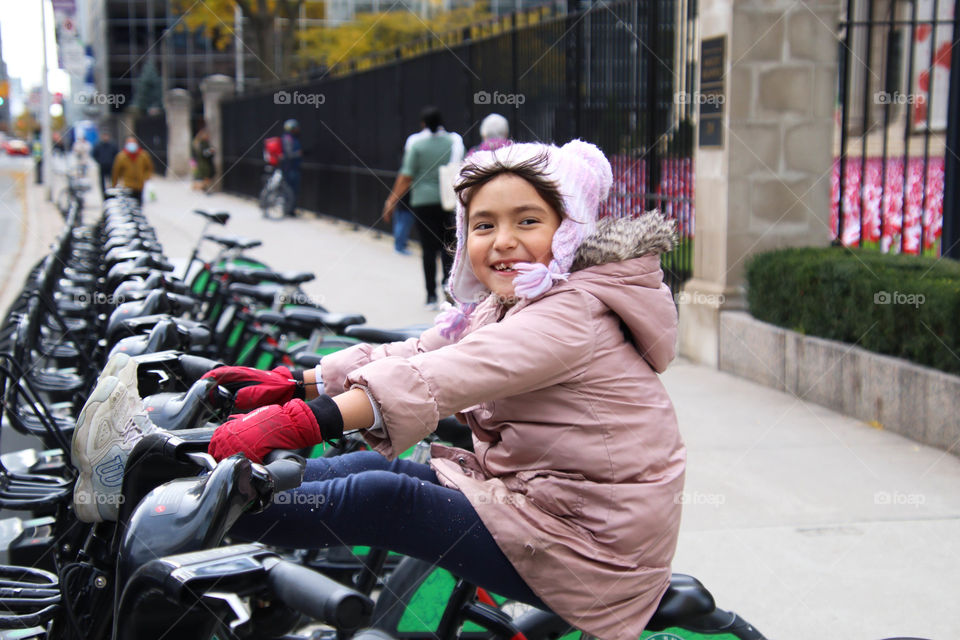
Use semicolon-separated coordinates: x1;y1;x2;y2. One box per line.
263;556;373;632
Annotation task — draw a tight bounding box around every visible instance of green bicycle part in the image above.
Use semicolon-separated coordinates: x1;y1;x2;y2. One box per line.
225;321;246;350
235;335;261;367
190;270;210;295
254;350;274;370
396;566;502;633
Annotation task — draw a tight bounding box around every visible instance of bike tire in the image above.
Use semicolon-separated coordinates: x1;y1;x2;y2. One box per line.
260;186;284;220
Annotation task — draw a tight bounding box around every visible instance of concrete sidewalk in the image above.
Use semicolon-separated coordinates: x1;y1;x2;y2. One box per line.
15;171;960;639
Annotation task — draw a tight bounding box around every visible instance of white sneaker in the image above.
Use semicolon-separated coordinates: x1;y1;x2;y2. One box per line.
100;352;138;390
72;376;159;522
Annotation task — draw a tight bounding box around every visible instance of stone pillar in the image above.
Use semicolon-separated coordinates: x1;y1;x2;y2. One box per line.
199;74;235;191
164;89;192;178
679;0;840;366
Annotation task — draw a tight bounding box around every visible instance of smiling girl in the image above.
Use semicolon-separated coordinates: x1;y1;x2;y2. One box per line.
74;140;685;640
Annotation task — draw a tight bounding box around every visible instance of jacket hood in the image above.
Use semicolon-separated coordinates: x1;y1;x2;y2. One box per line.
564;212;678;372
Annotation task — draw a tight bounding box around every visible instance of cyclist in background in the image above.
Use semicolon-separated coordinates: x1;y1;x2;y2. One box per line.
281;119;303;218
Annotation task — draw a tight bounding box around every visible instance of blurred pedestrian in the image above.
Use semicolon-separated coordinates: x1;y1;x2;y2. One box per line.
382;106;464;309
111;137;153;206
71;135;92;177
281;119;302;217
466;113;513;157
192;125;215;192
92;132;118;197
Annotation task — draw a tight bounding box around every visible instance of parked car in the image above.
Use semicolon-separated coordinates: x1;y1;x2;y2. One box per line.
4;139;30;156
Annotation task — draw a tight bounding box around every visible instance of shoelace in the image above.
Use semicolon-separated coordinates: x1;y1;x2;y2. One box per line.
121;413;156;446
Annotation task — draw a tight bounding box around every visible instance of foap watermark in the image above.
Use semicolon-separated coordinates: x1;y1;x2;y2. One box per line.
76;91;126;107
674;91;725;106
873;290;924;308
474;90;526;108
674;491;726;508
874;91;926;105
674;291;725;306
273;491;327;507
75;292;126;306
874;491;925;508
473;492;527;507
277;292;326;306
74;492;125;506
274;90;326;108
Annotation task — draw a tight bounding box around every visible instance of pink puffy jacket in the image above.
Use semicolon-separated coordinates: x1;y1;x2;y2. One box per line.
321;216;685;640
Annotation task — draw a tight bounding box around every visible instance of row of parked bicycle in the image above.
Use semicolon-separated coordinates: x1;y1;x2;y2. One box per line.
0;191;766;640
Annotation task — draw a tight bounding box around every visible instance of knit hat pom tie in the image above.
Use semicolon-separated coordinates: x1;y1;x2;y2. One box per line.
436;302;478;340
512;261;568;300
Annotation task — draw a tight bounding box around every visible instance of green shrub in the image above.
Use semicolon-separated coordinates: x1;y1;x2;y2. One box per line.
745;247;960;375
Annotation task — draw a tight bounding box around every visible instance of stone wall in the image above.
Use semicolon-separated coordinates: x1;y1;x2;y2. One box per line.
720;311;960;454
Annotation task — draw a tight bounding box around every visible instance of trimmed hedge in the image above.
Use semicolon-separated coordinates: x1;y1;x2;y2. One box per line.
745;247;960;376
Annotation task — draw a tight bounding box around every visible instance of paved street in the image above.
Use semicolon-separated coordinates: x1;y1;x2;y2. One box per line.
1;166;958;639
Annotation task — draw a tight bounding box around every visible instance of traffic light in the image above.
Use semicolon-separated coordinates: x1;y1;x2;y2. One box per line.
0;80;8;107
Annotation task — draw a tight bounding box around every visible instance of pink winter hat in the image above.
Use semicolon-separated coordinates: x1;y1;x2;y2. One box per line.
445;139;614;306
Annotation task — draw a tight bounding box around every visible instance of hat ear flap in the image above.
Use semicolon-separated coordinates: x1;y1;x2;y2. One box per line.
560;139;613;202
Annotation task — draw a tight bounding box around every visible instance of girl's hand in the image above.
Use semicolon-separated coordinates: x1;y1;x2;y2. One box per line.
202;365;304;411
208;400;322;462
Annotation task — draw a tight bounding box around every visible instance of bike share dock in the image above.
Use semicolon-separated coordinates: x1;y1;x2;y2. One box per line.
3;166;959;639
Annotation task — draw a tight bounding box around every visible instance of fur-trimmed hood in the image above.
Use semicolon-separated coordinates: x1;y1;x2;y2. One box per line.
558;211;678;372
571;210;676;271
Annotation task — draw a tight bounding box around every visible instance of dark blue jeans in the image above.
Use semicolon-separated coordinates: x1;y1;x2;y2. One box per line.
283;169;301;216
393;204;415;252
231;451;545;608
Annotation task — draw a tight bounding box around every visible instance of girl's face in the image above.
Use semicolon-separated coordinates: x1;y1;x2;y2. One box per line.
466;173;562;304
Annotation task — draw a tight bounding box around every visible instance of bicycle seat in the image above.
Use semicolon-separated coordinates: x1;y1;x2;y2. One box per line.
61;267;97;285
113;271;188;299
40;336;80;367
141;378;228;432
107;256;174;289
228;282;283;305
204;234;262;251
117;450;267;590
282;307;366;334
27;368;84;403
343;325;427;343
210;263;271;284
109;318;211;359
645;574;716;630
106;291;198;343
255;270;316;286
193;209;230;225
104;249;166;269
116;351;223;396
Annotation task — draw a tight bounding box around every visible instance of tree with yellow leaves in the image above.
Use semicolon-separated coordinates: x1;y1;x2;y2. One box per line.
174;0;306;82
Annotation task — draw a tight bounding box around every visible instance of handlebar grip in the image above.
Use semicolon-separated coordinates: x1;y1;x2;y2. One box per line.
351;630;398;640
263;452;305;492
265;558;372;630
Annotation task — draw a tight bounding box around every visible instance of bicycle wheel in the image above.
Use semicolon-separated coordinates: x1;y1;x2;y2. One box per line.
259;182;286;220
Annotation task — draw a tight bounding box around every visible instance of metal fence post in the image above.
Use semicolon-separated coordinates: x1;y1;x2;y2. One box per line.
942;0;960;259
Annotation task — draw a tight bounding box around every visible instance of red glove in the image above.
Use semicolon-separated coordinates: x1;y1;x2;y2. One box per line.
202;365;304;412
208;400;322;463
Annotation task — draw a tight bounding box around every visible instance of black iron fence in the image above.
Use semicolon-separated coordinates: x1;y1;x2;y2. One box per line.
221;0;698;291
835;0;959;257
